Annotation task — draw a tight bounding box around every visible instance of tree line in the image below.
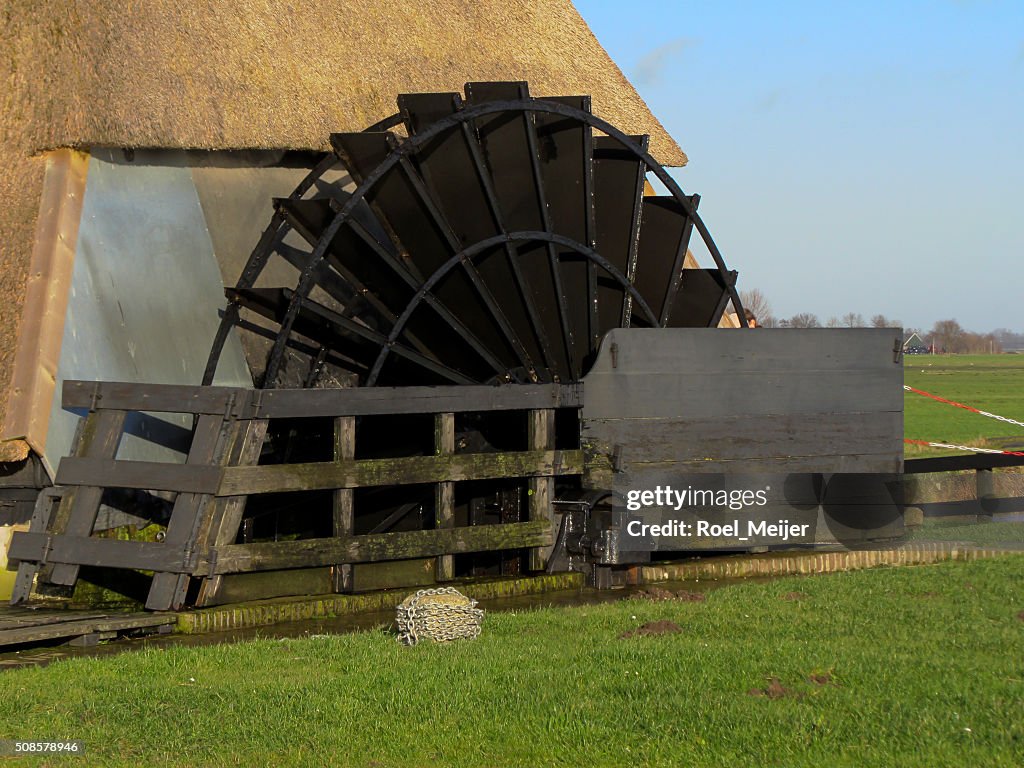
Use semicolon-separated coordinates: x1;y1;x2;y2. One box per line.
739;290;1017;353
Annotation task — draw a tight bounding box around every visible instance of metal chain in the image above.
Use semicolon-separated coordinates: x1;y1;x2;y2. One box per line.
395;587;485;646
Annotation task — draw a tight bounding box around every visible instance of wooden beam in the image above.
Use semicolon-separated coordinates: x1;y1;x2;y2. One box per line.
528;409;556;571
146;414;228;611
434;412;455;581
193;418;269;607
46;409;126;587
332;412;356;592
218;449;583;496
55;457;222;494
62;380;583;418
9;533;189;573
205;521;552;575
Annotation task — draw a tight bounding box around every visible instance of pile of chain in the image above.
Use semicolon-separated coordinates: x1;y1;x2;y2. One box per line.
395;587;485;646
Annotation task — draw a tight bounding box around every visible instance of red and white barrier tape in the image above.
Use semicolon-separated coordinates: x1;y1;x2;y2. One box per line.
903;385;1024;429
903;438;1024;457
903;384;1024;455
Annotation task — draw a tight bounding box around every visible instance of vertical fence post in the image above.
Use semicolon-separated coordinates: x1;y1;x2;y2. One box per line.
528;408;555;571
435;412;455;581
333;414;356;592
976;467;995;521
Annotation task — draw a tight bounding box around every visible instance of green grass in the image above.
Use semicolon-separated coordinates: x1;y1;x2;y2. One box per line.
904;355;1024;456
1;557;1023;767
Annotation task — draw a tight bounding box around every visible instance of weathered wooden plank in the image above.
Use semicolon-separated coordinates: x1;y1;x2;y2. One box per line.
587;327;903;375
582;328;903;419
10;488;63;604
207;568;335;606
193;418;270;607
0;614;173;648
46;409;127;587
205;520;552;574
332;413;356;592
63;380;583;417
55;458;222;494
583;370;901;419
0;611;108;631
528;409;555;571
585;453;903;490
218;449;583;496
9;533;189;573
146;415;228;611
582;412;903;465
434;412;455;581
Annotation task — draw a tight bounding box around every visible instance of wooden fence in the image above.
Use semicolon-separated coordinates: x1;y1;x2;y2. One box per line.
9;380;583;611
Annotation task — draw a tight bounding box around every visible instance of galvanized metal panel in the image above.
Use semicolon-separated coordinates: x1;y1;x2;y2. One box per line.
44;149;252;473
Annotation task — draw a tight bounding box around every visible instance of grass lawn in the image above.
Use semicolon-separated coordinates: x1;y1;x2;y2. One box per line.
1;557;1022;767
904;355;1024;456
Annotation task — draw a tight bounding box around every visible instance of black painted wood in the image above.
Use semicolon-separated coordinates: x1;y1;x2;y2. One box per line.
536;95;594;370
332;130;512;379
904;453;1024;473
466;81;572;378
592;135;647;335
402;92;546;373
56;458;222;495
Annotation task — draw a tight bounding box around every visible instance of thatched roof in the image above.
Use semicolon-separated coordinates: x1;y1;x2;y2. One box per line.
0;0;686;460
2;0;684;158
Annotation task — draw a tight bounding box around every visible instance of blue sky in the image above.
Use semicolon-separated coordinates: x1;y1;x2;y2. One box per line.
574;1;1023;332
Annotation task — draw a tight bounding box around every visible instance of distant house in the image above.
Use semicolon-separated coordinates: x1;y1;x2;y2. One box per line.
903;333;929;354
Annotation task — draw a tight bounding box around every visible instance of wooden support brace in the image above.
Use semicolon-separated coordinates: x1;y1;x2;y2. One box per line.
46;409;127;587
528;409;556;571
193;418;269;608
332;414;356;592
145;414;229;611
435;412;455;581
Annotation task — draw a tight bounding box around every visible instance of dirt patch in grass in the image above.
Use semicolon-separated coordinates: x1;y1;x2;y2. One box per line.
1016;611;1024;622
630;587;706;602
780;591;807;601
808;672;839;687
747;677;799;700
619;620;683;639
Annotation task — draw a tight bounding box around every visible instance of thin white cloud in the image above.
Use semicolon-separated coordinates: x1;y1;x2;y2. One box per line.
633;37;698;86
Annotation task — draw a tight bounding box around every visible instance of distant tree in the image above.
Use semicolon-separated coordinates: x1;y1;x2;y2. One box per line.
740;289;771;324
871;314;901;328
759;315;779;328
788;313;820;328
930;319;964;353
841;312;865;328
994;328;1024;350
826;316;841;328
